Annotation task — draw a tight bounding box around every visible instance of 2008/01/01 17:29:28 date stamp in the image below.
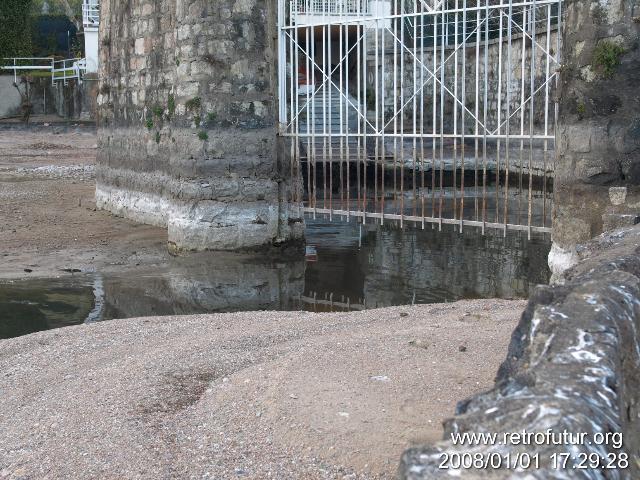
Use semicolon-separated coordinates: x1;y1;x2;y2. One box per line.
437;429;628;471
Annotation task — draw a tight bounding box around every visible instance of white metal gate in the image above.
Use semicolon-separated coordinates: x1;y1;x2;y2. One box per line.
277;0;562;236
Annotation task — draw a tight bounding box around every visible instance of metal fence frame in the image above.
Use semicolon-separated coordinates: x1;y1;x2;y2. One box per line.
278;0;562;237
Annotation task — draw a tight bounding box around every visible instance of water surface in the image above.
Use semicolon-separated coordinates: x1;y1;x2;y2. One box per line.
0;218;550;339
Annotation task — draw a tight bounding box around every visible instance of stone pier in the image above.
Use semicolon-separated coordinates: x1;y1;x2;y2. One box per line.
550;0;640;277
95;0;303;252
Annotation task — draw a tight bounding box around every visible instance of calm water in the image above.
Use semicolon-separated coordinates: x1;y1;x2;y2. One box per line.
0;218;550;339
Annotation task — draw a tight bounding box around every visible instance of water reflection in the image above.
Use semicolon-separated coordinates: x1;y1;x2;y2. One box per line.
303;217;550;309
0;219;550;339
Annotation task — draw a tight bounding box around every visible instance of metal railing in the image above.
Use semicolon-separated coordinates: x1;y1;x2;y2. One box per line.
292;0;369;15
83;0;100;28
278;0;562;237
2;57;86;85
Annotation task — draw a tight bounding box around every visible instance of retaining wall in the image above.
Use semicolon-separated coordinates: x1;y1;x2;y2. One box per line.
0;74;97;121
550;0;640;277
400;225;640;479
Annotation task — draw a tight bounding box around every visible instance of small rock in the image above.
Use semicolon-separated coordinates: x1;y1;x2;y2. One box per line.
289;394;298;399
400;312;409;317
459;345;467;352
24;268;33;273
409;339;429;350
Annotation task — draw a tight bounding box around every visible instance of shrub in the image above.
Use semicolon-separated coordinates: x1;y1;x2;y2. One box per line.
185;96;201;112
593;41;625;78
167;94;176;117
197;131;208;141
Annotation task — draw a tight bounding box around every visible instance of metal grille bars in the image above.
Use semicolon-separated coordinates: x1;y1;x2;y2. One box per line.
278;0;562;237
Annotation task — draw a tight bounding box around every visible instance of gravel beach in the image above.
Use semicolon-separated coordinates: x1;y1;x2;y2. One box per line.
0;300;523;479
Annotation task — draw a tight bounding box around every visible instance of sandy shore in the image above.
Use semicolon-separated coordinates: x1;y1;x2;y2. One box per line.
0;124;168;280
0;301;523;479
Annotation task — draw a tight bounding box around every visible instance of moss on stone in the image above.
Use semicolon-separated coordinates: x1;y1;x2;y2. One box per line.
593;41;625;78
185;97;201;112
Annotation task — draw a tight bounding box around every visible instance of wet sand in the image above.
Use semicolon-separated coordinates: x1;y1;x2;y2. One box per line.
0;124;169;279
0;301;523;479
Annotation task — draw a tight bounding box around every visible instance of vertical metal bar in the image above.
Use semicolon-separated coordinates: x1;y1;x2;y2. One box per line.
504;0;513;236
482;0;489;234
362;19;368;223
420;2;426;229
528;0;537;239
438;2;445;231
518;6;527;226
346;18;351;222
375;19;380;219
311;26;317;217
328;19;333;220
412;0;418;221
339;20;345;216
460;0;467;232
381;15;386;226
474;4;480;222
289;2;296;205
295;16;301;205
356;18;362;215
400;0;405;228
431;9;437;220
393;0;398;217
495;4;504;224
305;27;313;211
323;23;328;212
453;0;459;224
543;3;551;228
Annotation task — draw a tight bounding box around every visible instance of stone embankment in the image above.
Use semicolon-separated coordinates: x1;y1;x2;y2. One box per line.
401;225;640;479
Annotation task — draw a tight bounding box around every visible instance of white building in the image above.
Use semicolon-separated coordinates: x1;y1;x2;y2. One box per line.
82;0;100;73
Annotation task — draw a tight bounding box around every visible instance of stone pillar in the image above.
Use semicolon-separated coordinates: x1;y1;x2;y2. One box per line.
95;0;304;252
550;0;640;277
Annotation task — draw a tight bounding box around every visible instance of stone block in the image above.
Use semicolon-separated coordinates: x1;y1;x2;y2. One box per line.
609;186;628;205
602;213;640;231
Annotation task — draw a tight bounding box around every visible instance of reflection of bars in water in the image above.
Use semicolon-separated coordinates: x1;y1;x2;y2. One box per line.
299;291;366;311
277;0;563;238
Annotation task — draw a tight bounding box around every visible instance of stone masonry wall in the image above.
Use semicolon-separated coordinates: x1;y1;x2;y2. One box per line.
550;0;640;277
400;225;640;479
96;0;304;252
370;28;559;135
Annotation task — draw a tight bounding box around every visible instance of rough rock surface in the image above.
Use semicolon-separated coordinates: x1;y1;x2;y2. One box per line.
551;0;640;275
401;226;640;479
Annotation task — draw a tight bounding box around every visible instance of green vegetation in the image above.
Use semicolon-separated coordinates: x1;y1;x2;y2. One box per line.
576;102;586;119
167;94;176;117
152;105;164;117
0;0;34;62
206;112;217;124
155;131;161;144
197;131;209;141
185;97;201;112
194;115;201;128
145;118;154;130
593;41;625;78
